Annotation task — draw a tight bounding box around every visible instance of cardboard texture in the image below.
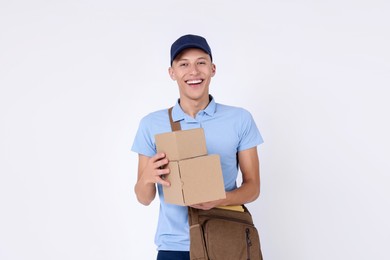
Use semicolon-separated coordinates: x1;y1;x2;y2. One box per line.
155;128;207;161
155;128;226;206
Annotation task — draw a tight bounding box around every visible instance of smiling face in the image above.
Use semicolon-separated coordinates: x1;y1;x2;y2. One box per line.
169;48;216;106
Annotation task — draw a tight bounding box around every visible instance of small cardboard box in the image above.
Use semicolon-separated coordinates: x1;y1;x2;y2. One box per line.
155;128;207;161
155;128;226;206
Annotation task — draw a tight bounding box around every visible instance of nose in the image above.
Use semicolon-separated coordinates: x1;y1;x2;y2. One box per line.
190;64;200;75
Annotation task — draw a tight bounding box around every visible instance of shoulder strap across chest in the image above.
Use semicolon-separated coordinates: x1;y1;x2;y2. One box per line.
168;107;181;131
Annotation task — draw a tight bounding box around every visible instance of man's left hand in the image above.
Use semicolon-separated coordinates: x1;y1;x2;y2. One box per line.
190;199;224;210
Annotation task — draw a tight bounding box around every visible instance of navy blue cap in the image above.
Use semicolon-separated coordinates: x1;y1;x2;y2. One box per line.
170;34;212;65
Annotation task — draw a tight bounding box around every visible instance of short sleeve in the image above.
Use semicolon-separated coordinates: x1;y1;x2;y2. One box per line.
131;116;157;157
237;109;263;151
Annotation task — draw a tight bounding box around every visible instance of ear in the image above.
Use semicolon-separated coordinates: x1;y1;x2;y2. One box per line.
211;63;216;77
168;67;176;81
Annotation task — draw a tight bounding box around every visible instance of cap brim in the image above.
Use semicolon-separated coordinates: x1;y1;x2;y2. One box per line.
171;43;211;64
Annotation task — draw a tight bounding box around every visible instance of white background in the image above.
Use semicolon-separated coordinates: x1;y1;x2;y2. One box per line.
1;0;389;259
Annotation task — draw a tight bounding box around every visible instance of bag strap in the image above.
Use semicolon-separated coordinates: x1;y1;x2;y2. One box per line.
167;107;200;226
188;207;200;226
168;107;181;131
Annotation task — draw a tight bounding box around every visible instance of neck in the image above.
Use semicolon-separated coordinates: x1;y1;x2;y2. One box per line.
179;96;210;118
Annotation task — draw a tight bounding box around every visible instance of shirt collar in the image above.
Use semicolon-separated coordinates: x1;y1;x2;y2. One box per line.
172;95;216;122
203;95;216;116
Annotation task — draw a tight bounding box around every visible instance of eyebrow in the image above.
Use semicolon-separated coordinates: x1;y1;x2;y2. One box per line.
177;56;208;62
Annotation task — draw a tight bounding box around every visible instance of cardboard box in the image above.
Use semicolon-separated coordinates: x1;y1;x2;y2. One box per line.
162;155;226;205
155;128;207;161
155;128;226;206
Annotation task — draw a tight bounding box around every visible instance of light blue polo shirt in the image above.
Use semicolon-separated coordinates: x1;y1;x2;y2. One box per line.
131;96;263;251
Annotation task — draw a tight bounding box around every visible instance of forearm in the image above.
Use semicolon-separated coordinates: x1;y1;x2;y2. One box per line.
134;177;156;206
222;146;261;206
222;181;260;206
191;179;260;210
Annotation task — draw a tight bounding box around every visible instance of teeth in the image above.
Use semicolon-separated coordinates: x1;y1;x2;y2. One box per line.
187;79;202;84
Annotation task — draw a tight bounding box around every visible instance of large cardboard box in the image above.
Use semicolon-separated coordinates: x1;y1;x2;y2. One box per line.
155;128;226;206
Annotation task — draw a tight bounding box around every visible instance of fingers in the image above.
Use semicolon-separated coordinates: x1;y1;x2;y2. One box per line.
190;199;223;210
159;178;171;187
190;204;209;210
155;169;170;187
155;158;169;169
152;152;167;162
148;153;171;186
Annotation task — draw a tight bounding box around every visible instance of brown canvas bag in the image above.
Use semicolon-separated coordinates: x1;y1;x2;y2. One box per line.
167;108;263;260
188;206;263;260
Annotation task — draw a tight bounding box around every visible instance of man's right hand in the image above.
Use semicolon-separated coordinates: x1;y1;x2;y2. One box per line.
139;153;171;187
135;153;171;205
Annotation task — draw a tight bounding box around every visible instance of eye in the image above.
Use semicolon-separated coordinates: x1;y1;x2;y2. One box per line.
179;63;188;67
198;61;206;65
